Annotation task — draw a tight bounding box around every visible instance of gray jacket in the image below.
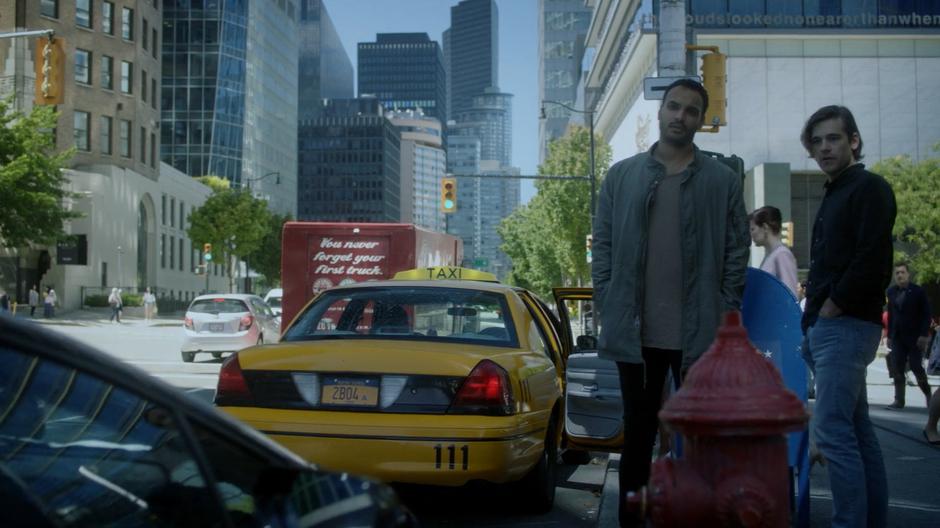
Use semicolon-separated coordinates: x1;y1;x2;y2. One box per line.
592;145;750;370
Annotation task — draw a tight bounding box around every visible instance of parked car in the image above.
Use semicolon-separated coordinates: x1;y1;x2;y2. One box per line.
0;315;415;528
264;288;283;317
216;267;593;513
182;294;281;362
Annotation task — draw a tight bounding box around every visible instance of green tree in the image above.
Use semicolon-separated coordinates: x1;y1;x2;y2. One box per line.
246;212;291;288
0;98;77;248
498;125;612;296
874;145;940;282
188;185;270;292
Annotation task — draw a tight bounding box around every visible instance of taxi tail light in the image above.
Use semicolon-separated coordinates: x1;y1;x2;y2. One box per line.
184;316;194;330
239;314;254;332
449;359;513;416
215;354;253;405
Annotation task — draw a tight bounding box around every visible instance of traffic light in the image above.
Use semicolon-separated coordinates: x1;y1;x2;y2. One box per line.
440;177;457;213
34;36;65;105
699;51;727;128
203;243;213;261
781;221;794;247
585;234;593;264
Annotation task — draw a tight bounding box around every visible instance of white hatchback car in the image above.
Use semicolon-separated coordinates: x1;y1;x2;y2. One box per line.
263;287;283;317
181;293;281;362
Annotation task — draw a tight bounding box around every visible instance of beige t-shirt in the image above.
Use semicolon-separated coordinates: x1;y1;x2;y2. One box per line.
642;171;683;350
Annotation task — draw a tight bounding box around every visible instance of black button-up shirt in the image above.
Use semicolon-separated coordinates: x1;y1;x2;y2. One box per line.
802;163;897;333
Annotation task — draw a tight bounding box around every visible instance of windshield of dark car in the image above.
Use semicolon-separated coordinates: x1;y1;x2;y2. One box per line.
282;286;518;347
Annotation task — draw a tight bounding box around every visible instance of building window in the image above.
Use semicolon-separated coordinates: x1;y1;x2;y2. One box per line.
119;119;132;157
151;78;157;109
161;234;166;268
75;49;91;84
170;236;175;270
120;61;133;94
122;7;134;40
142;19;149;50
170;198;176;228
101;55;113;89
179;238;184;271
141;70;148;102
152;27;158;58
99;116;112;155
73;111;90;151
102;2;114;34
161;195;167;225
41;0;57;18
150;132;156;167
76;0;92;28
140;126;147;163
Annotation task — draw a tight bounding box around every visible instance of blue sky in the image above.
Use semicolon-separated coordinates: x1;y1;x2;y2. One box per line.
322;0;539;203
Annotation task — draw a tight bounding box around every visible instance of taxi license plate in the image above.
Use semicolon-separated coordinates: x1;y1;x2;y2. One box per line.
321;377;379;407
208;323;225;332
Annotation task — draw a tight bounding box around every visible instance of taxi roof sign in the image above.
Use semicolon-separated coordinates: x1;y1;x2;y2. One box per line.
393;266;498;282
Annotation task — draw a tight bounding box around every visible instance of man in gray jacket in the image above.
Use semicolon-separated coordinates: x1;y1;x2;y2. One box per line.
591;78;750;527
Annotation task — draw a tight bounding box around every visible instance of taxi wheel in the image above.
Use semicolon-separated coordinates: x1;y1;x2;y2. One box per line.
517;417;558;512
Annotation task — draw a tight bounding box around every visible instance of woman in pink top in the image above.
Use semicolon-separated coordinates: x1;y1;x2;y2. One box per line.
749;205;799;298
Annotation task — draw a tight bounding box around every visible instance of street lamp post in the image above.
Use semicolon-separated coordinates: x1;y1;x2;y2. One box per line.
241;172;280;293
540;100;596;225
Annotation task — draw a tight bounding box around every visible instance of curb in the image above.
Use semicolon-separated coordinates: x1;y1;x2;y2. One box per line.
597;453;620;528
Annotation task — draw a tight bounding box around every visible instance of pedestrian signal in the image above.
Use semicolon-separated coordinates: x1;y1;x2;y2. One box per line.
441;178;457;213
34;36;65;105
203;243;213;261
586;234;593;264
781;221;794;247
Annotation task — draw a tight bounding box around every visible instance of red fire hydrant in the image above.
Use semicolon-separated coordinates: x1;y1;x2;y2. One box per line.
626;311;808;527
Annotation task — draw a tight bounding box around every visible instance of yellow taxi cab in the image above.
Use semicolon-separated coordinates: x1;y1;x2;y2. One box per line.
215;267;587;512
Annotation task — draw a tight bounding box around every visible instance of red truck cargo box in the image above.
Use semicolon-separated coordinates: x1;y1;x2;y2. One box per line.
280;222;462;328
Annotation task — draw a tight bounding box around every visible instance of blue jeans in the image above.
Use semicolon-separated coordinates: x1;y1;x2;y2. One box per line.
803;316;887;528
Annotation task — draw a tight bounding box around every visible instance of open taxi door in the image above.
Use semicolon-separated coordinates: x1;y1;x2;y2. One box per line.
553;288;623;454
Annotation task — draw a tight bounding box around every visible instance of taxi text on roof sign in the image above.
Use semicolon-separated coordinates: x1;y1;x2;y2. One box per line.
393;267;498;282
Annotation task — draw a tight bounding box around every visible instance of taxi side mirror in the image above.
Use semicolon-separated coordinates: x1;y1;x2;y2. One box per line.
576;335;597;351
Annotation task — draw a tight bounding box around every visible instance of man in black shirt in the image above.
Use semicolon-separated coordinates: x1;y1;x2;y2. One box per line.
886;262;932;409
800;106;896;528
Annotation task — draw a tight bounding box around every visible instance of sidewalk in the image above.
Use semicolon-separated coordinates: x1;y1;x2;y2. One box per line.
8;306;183;327
596;345;940;527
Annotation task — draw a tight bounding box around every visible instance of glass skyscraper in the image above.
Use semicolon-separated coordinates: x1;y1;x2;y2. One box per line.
297;98;401;223
299;0;354;119
448;0;499;115
358;33;447;127
450;88;513;166
161;0;299;215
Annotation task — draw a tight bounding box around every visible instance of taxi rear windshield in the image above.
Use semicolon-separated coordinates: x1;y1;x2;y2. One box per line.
283;287;518;347
188;299;249;314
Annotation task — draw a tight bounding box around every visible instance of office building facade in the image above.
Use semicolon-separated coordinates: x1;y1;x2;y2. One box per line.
359;33;446;126
161;0;299;215
583;0;940;269
448;0;498;115
538;0;593;162
388;110;446;233
297;98;401;223
450;87;513;167
298;0;354;119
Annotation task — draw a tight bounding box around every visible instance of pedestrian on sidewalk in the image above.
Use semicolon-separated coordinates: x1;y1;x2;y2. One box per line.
749;205;799;298
43;287;57;318
885;262;932;409
108;288;123;323
143;287;157;321
28;285;40;317
800;105;896;528
591;78;749;528
0;288;9;315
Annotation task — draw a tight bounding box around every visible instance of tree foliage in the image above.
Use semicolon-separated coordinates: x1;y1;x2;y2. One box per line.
247;212;291;287
498;126;612;297
187;185;270;292
0;98;77;248
873;144;940;282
